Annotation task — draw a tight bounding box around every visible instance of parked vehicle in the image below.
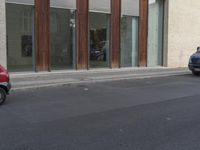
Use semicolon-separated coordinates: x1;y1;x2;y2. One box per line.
0;65;11;105
188;47;200;75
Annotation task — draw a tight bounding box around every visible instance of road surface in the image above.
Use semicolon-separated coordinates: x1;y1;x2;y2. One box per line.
0;74;200;150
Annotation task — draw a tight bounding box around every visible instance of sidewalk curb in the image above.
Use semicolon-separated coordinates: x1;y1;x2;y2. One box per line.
10;67;186;78
11;70;190;91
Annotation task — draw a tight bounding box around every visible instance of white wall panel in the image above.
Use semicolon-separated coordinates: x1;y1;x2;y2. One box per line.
6;0;76;9
0;0;7;68
122;0;139;16
89;0;111;13
50;0;76;9
6;0;34;5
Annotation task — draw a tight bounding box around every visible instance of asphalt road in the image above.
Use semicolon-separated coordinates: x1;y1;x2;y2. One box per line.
1;74;200;150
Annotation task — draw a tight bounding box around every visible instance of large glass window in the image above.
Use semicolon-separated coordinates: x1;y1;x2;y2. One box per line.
121;16;139;67
50;0;76;70
89;0;110;68
121;0;139;67
6;2;35;72
148;0;164;66
89;12;110;68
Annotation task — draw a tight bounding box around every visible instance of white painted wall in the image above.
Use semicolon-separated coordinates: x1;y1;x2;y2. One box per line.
166;0;200;67
0;0;7;68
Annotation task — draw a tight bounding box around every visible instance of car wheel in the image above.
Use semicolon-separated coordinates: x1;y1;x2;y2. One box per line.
0;88;6;105
192;71;200;76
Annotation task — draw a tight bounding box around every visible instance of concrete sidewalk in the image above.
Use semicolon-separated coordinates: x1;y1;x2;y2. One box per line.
10;67;190;91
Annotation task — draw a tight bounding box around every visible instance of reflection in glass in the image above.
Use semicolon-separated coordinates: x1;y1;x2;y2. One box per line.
50;8;76;70
148;0;164;66
121;16;139;67
6;3;35;72
89;12;110;68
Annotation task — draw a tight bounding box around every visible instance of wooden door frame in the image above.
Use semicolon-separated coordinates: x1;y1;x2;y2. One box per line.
35;0;50;71
111;0;121;68
76;0;89;70
139;0;148;67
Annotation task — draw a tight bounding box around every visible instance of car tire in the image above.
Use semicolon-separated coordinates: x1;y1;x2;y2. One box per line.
192;71;200;76
0;88;6;105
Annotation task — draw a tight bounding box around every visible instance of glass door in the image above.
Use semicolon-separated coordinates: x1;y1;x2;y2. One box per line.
148;0;164;66
50;0;76;70
89;0;111;69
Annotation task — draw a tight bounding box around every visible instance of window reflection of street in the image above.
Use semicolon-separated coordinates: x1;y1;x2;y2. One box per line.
6;3;35;72
50;7;76;70
89;12;110;68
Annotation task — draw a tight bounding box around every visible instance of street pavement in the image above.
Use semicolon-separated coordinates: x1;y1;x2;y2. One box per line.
1;74;200;150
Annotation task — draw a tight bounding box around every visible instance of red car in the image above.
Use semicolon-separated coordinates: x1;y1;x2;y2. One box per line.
0;65;11;105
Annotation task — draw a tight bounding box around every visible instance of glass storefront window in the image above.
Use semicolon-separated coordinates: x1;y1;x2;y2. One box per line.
148;0;164;66
6;3;35;72
121;16;139;67
89;0;110;69
121;0;139;67
50;7;76;70
89;13;110;68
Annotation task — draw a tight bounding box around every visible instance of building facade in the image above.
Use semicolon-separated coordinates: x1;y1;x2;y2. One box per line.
0;0;198;72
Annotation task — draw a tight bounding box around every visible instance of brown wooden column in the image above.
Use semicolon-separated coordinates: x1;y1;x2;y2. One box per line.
35;0;50;71
139;0;148;67
76;0;89;70
111;0;121;68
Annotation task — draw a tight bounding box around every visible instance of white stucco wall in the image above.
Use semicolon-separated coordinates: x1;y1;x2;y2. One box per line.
0;0;7;68
166;0;200;67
